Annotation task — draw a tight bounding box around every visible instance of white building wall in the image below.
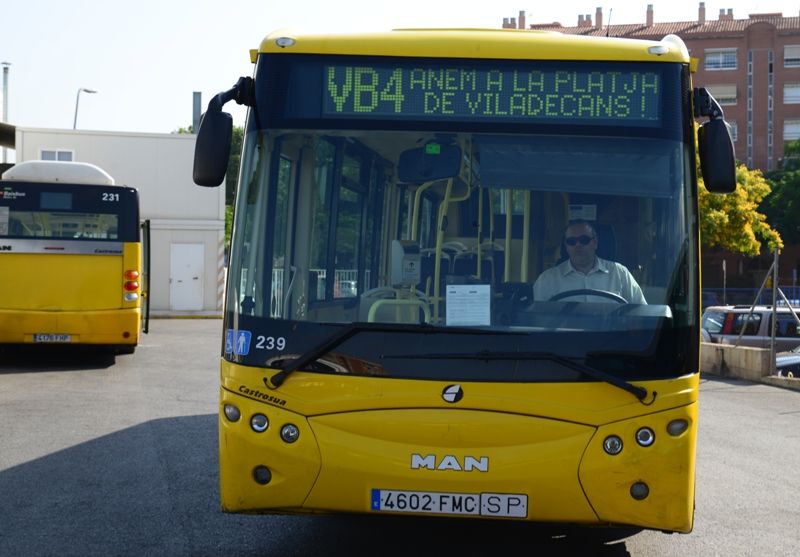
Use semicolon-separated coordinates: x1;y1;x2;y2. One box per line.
13;127;226;315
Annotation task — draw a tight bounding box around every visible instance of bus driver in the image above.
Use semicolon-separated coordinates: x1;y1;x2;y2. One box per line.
533;219;647;304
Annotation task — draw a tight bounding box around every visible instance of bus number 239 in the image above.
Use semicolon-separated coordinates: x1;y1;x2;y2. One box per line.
256;336;286;350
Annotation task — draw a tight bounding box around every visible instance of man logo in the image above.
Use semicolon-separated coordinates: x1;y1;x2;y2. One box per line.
0;245;11;251
442;384;463;403
411;453;489;472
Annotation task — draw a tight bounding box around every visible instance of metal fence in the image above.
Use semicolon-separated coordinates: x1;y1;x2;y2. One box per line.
704;286;800;308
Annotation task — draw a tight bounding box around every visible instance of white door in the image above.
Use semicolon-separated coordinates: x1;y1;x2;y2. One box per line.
170;243;204;311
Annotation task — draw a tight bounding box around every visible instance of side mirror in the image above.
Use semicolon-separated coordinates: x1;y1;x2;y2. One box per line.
193;109;232;188
698;118;736;193
398;143;462;183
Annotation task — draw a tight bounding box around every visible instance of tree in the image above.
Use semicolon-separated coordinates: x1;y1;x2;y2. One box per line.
699;162;782;256
225;126;243;206
174;124;242;204
175;124;243;244
761;139;800;244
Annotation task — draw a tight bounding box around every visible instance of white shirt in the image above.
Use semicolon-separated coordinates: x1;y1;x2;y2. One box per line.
533;257;647;304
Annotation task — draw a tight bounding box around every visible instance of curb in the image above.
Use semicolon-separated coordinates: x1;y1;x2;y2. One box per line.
702;369;800;392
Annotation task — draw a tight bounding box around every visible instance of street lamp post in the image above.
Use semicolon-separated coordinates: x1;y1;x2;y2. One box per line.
73;87;97;129
2;61;10;163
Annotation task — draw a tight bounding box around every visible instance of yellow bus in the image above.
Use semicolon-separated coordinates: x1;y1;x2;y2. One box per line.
193;29;735;533
0;160;149;353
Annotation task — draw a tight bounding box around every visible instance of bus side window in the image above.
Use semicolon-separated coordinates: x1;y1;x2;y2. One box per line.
9;216;26;236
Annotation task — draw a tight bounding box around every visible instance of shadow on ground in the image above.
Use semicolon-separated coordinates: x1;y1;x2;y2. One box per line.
0;414;639;557
0;345;117;372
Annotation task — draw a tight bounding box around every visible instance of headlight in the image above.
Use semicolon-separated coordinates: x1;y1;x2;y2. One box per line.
280;423;300;443
250;414;269;432
635;427;655;447
603;435;623;455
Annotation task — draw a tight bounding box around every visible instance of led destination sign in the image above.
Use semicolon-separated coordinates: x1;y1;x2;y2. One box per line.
323;64;661;125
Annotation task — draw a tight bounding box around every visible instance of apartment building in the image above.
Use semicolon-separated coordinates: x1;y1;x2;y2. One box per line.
502;4;800;292
504;3;800;172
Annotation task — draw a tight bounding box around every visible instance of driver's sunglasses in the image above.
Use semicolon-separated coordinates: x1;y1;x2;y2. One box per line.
564;235;594;246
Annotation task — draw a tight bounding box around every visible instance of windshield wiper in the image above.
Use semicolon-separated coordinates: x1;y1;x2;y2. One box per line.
382;350;652;403
267;322;523;388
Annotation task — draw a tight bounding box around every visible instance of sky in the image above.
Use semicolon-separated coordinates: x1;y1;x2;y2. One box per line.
1;0;799;141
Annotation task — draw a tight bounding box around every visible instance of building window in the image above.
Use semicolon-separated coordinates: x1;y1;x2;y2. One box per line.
784;45;800;68
40;149;73;161
705;49;737;70
728;121;738;142
706;84;737;105
785;83;800;104
783;120;800;141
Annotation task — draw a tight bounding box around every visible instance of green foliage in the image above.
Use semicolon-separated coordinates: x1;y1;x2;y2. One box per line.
225;126;243;205
762;139;800;244
223;128;242;249
699;163;782;256
176;123;241;246
175;124;242;205
779;139;800;170
225;204;233;246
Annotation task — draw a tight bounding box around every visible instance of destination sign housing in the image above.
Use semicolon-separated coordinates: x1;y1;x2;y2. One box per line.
322;63;662;125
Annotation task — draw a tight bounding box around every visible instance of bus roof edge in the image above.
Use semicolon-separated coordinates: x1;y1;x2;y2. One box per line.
0;160;116;185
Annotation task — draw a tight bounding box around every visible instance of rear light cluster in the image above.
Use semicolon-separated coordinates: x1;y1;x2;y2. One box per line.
124;269;140;302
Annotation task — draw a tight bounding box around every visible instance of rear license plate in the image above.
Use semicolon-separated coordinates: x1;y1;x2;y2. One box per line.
371;489;527;518
33;334;72;343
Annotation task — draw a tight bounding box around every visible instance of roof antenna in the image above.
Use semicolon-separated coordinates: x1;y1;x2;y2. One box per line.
606;8;612;36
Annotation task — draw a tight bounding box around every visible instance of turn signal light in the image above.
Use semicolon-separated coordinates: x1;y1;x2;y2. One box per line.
124;270;140;280
223;404;241;422
667;419;689;436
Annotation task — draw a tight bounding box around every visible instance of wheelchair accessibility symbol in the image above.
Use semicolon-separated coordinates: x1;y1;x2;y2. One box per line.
225;329;252;356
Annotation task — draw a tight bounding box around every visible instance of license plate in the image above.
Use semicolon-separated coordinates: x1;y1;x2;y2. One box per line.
33;334;72;343
371;489;527;518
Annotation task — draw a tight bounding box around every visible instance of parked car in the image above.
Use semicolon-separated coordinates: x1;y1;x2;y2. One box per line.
775;345;800;378
701;305;800;351
702;291;720;312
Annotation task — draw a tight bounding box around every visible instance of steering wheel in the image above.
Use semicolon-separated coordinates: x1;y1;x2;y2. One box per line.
548;289;628;303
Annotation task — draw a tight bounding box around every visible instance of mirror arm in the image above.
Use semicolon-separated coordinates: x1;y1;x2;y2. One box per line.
693;87;724;121
208;77;256;113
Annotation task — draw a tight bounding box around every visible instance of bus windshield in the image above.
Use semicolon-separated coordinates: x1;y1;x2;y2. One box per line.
0;182;140;244
224;54;697;382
